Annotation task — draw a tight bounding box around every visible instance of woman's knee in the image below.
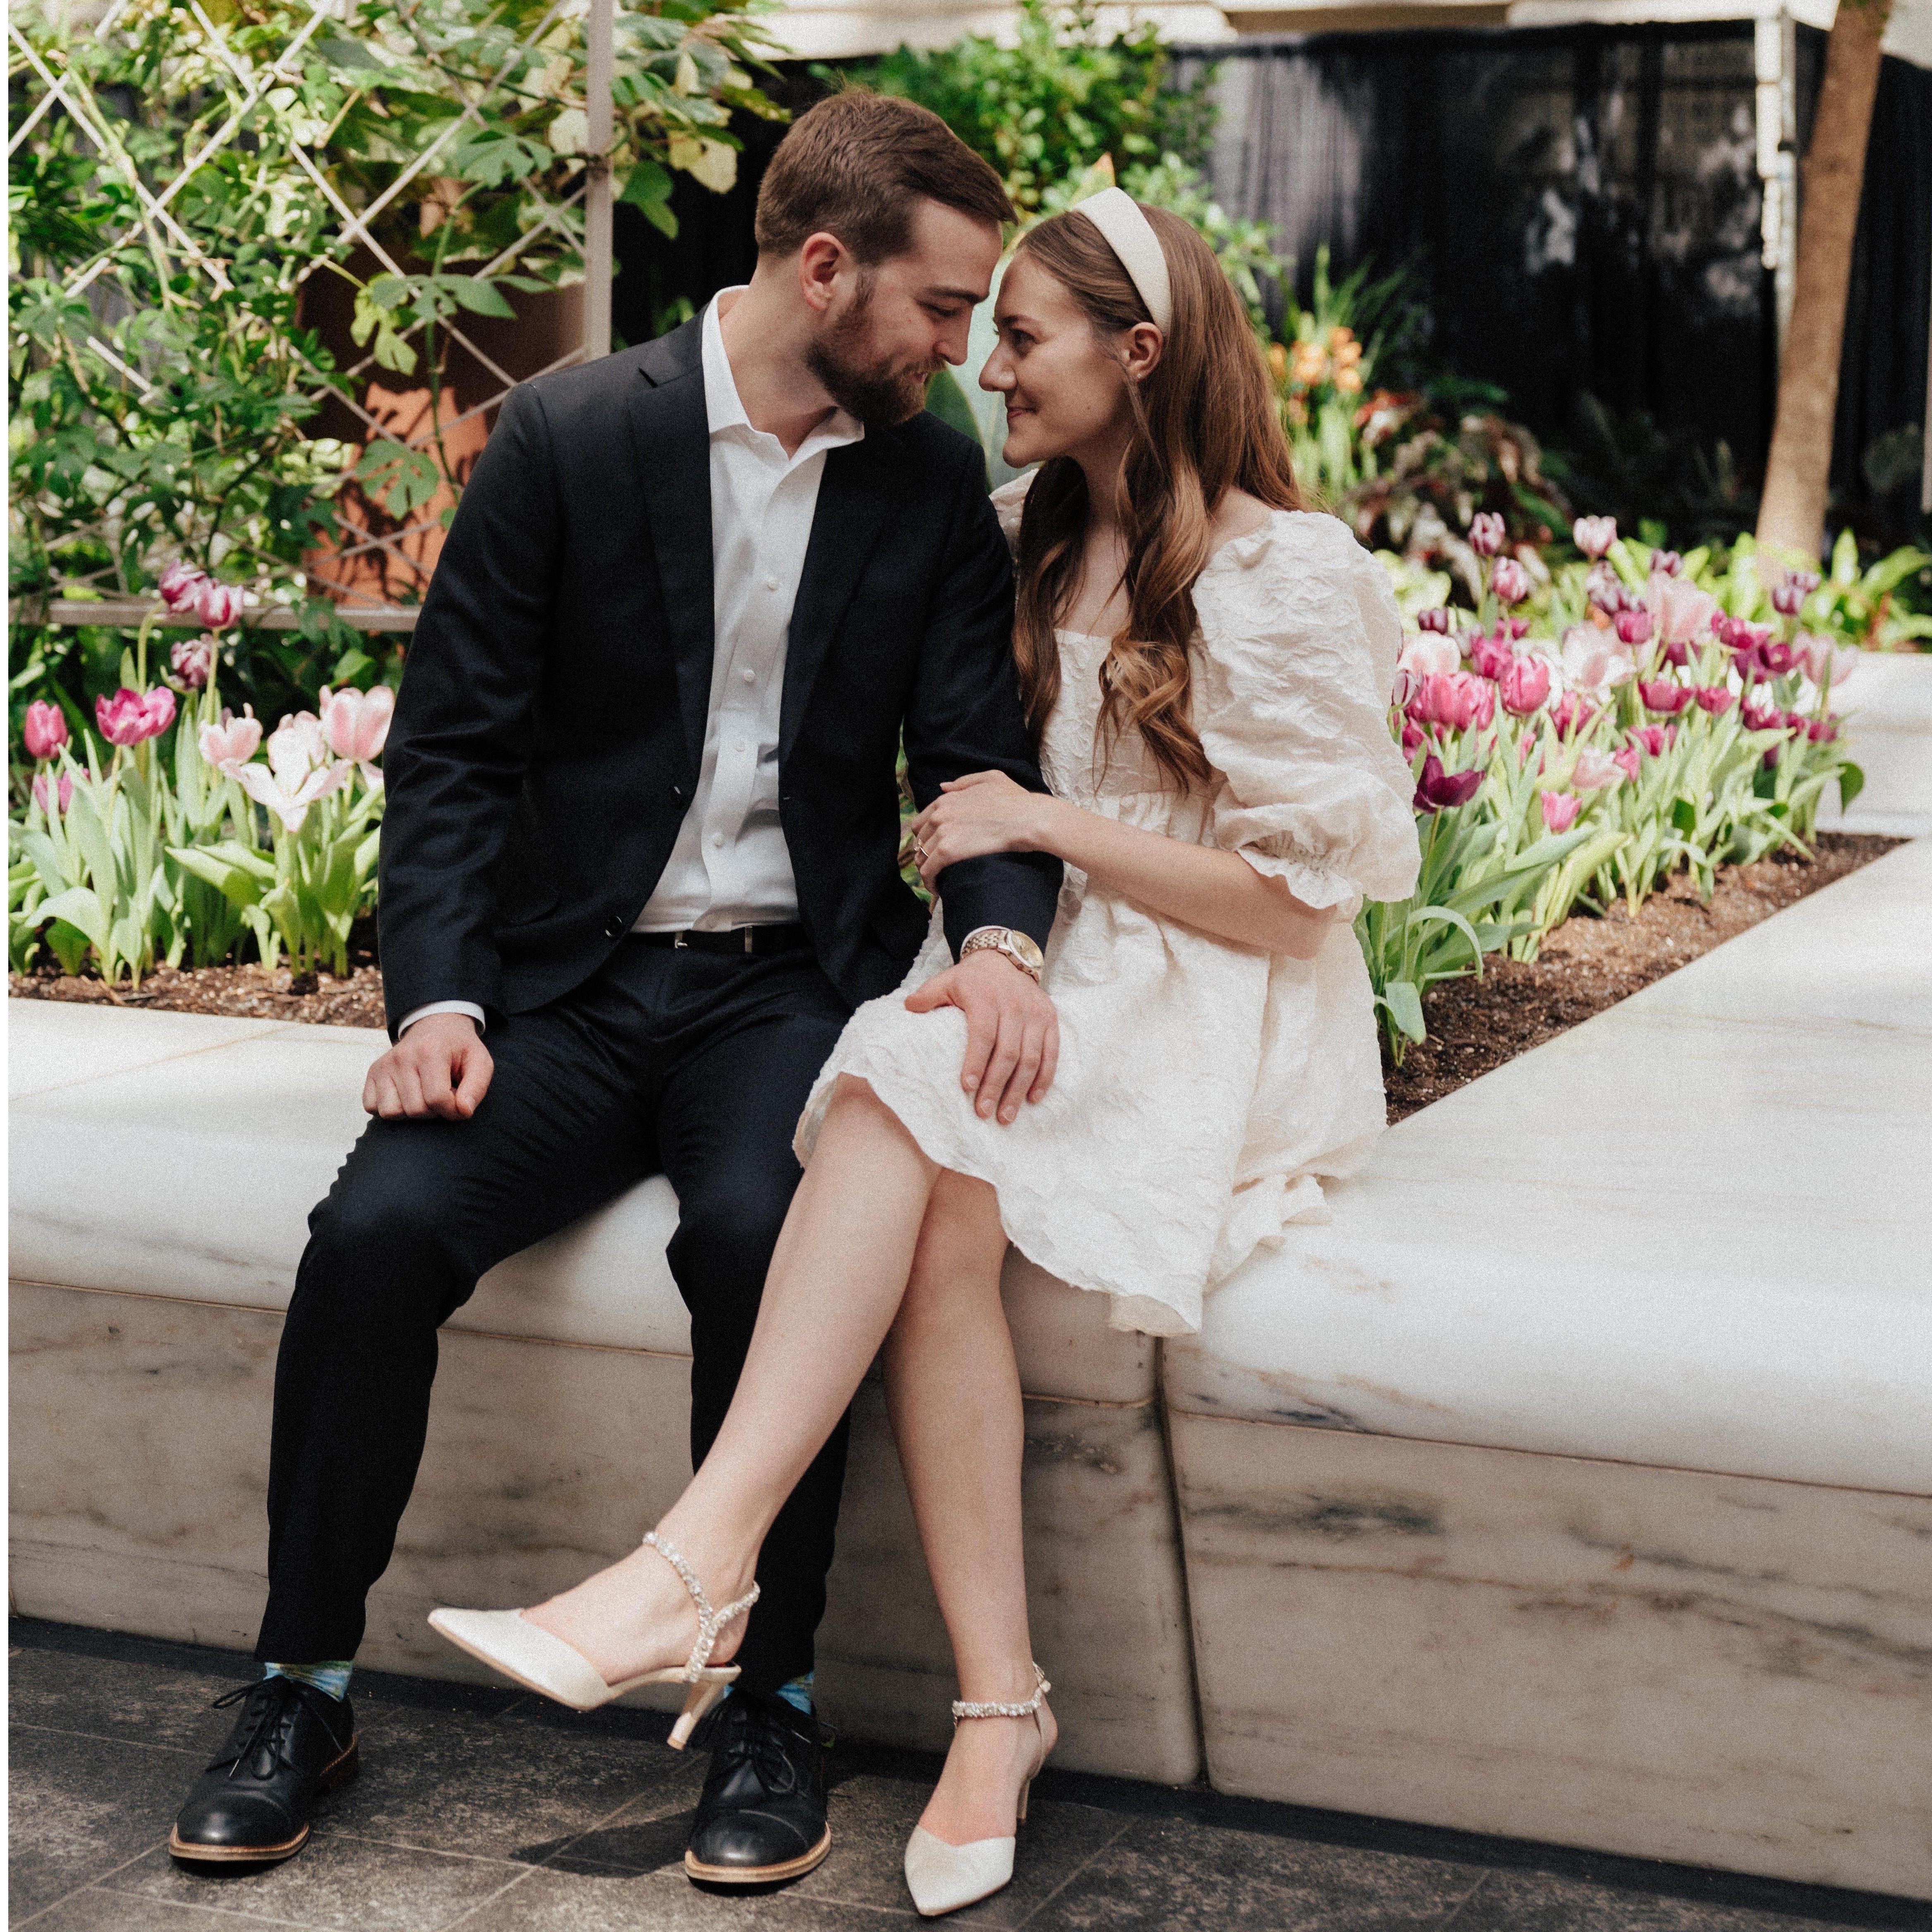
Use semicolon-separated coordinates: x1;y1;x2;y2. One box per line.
901;1171;1007;1316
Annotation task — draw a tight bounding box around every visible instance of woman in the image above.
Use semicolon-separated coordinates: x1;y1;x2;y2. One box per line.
433;189;1421;1917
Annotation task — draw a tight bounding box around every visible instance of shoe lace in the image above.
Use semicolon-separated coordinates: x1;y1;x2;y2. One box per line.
206;1678;313;1779
697;1694;814;1798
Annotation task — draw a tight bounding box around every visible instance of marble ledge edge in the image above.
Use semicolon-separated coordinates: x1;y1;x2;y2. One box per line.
1156;1396;1932;1503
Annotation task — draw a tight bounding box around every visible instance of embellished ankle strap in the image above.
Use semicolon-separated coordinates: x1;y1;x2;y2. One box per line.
642;1530;760;1682
952;1662;1050;1724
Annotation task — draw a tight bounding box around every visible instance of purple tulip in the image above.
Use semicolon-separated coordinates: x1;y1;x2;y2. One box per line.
1740;693;1781;732
1638;679;1693;716
1413;753;1484;814
1418;607;1453;634
1712;613;1771;654
1468;512;1506;557
1757;638;1798;675
95;686;177;747
1499;654;1551;716
23;699;68;760
1539;789;1581;832
1807;716;1839;743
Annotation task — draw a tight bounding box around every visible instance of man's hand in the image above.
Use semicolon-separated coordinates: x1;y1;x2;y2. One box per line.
904;948;1058;1124
363;1012;494;1121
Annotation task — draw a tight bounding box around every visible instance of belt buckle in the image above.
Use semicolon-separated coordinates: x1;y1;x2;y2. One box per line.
742;929;756;954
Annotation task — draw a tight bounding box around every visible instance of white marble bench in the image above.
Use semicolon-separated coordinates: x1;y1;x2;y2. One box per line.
1164;837;1932;1896
6;999;1198;1783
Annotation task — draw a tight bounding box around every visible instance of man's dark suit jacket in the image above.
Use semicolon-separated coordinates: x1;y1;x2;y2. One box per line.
377;315;1064;1039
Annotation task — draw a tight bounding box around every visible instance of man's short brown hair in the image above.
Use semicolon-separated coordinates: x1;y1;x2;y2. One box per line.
754;91;1015;265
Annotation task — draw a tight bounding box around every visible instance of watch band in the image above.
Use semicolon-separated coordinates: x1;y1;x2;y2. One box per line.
960;925;1045;983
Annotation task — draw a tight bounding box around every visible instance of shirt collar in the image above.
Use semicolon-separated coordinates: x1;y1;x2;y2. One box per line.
701;289;864;457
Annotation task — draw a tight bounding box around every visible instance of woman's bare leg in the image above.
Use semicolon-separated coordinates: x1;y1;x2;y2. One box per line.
884;1172;1056;1843
525;1075;937;1680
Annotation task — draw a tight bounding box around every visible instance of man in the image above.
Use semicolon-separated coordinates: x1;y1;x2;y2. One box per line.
168;91;1062;1887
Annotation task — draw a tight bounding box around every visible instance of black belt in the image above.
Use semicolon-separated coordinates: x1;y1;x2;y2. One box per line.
632;923;810;957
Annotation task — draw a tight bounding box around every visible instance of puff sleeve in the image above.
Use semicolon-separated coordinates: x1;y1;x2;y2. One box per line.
1191;513;1421;917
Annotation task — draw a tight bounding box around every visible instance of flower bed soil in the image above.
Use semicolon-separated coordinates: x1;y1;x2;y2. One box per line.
10;832;1901;1119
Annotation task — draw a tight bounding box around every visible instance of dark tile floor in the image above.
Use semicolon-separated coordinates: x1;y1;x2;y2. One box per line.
8;1620;1925;1932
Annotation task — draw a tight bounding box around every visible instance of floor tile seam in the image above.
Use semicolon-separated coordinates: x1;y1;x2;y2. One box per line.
8;1835;172;1930
7;1717;203;1757
315;1827;542;1869
1430;1866;1494;1929
529;1775;705;1870
1012;1814;1136;1929
82;1880;321;1930
1160;1405;1932;1497
429;1861;548;1932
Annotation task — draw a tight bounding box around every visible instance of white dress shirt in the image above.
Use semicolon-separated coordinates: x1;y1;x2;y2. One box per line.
400;289;865;1036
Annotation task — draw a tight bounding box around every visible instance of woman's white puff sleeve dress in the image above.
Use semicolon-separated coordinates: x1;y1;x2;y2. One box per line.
795;481;1422;1337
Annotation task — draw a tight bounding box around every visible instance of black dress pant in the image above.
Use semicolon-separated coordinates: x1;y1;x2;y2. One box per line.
254;939;853;1693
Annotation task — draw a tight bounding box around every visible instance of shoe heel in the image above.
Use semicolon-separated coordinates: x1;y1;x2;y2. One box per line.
669;1675;730;1750
1017;1775;1032;1824
319;1737;360;1793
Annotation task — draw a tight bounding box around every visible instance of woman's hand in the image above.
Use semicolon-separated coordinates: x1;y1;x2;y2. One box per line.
909;770;1059;892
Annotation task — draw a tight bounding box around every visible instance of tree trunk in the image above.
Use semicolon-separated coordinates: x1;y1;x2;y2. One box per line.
1755;0;1893;562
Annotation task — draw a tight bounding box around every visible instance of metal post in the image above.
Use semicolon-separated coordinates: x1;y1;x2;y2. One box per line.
582;0;614;361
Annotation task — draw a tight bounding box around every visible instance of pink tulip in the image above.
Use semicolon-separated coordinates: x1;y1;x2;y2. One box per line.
1400;715;1425;757
1649;576;1719;650
1571;748;1624;790
1573;516;1617;559
1628;724;1671;758
1499;654;1551;716
95;685;177;747
319;684;395;785
1757;638;1798;676
32;770;74;815
1539;790;1581;832
1490;557;1530;606
1771;583;1805;617
194;580;244;629
1418;607;1454;634
1499;616;1530;643
1614;606;1653;648
1693;685;1736;715
1468;629;1515;681
1808;716;1839;744
1549;692;1595;735
1740;693;1781;732
1413;753;1484;815
1650;550;1683;576
1638;679;1693;716
157;560;208;614
199;705;263;769
1468;512;1506;557
1612;744;1641;782
1399;636;1461;679
1559;625;1635;696
225;711;349;832
170;635;215;690
1408;671;1494;732
1712;613;1771;653
23;700;68;760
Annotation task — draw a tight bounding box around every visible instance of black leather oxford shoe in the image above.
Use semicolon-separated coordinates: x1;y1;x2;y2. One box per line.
685;1688;832;1885
169;1676;359;1865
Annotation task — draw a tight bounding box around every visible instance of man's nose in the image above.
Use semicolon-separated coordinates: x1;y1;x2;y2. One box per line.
938;312;974;366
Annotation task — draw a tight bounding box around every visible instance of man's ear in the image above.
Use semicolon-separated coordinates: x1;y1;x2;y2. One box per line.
797;232;849;316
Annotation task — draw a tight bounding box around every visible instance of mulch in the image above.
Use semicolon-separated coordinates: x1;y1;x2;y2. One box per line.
10;832;1903;1121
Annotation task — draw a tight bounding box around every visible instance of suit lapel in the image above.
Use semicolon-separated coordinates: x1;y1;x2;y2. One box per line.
780;436;897;762
624;323;713;779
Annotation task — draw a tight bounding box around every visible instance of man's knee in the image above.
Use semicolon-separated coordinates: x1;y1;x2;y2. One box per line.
299;1159;467;1314
669;1175;796;1325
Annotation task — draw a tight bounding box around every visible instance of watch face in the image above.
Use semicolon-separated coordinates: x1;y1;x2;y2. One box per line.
1008;931;1045;971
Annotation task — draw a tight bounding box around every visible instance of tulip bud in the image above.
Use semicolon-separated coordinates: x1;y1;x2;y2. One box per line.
1740;694;1781;732
22;699;69;761
1490;557;1530;606
32;770;74;815
1650;550;1683;576
1771;583;1804;617
1808;716;1838;743
1693;685;1736;715
170;635;215;691
1539;790;1582;832
1572;516;1617;559
1549;692;1595;736
1401;715;1425;756
1468;631;1514;681
95;686;177;748
1628;725;1669;758
1614;607;1653;647
1612;744;1641;782
1499;654;1551;717
157;560;208;615
1585;561;1628;616
195;580;244;629
1418;607;1453;634
1637;679;1693;716
1468;512;1506;557
1757;638;1797;676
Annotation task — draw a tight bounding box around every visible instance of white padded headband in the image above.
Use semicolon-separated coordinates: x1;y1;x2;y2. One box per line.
1074;187;1172;333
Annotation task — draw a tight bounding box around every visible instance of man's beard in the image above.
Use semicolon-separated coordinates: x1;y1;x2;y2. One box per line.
804;278;940;429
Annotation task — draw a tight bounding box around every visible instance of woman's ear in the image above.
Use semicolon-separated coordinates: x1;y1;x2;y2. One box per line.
1121;321;1164;383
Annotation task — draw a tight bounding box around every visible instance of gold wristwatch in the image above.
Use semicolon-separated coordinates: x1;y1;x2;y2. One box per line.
960;925;1045;983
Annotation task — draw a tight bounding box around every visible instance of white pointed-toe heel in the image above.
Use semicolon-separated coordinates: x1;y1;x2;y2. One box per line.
902;1664;1052;1918
428;1530;758;1748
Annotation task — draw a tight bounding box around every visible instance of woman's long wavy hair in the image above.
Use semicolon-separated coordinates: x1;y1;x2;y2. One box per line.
1010;203;1303;791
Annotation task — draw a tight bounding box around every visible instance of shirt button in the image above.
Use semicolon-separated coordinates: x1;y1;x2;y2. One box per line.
764;575;779;592
711;832;725;847
603;914;627;939
741;668;756;685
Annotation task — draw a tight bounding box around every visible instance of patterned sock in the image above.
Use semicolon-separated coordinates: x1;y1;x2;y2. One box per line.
721;1670;814;1717
264;1660;354;1701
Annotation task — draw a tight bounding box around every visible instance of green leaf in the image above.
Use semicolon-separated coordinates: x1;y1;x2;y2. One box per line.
449;276;516;320
315;33;387;70
641;197;679;239
31;886;107;952
620;160;674;206
1376;980;1427;1043
1836;761;1865;810
1671;797;1698;835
